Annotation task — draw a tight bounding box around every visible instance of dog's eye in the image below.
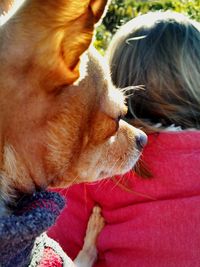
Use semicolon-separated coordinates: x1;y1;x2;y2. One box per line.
90;112;120;144
114;115;122;132
117;115;122;122
117;105;128;122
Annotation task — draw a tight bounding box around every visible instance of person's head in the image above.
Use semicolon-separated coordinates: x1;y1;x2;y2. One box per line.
107;11;200;132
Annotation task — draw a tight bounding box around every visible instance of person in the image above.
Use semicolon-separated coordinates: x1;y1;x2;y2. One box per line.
48;11;200;267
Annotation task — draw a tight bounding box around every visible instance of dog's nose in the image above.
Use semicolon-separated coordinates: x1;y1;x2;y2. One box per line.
135;132;148;150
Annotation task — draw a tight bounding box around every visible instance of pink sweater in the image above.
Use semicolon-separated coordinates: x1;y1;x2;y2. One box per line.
48;131;200;267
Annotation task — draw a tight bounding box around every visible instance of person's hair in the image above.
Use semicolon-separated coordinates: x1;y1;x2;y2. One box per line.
107;11;200;133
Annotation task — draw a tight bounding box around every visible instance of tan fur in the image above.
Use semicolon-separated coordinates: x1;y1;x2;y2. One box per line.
0;0;14;15
0;0;146;208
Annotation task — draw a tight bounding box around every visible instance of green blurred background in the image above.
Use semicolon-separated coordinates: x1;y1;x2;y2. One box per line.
94;0;200;54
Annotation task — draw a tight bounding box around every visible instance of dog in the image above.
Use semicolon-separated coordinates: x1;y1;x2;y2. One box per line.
0;0;147;215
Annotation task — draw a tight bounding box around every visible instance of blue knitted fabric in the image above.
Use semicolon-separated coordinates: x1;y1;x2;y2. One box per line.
0;191;65;267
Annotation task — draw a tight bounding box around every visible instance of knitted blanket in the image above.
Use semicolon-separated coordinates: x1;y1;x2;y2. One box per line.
0;191;65;267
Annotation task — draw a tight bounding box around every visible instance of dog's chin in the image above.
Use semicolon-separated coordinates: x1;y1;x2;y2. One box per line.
85;152;142;182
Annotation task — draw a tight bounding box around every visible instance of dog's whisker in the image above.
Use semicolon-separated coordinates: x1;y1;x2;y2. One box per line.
121;84;145;94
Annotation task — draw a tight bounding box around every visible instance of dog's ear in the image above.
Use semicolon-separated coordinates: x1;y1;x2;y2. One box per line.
2;0;110;90
59;0;110;86
90;0;109;23
0;0;14;15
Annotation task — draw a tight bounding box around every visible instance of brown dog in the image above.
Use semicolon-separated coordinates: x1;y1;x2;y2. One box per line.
0;0;147;214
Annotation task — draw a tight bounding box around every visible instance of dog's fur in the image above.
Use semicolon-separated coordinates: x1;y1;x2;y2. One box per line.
0;0;146;213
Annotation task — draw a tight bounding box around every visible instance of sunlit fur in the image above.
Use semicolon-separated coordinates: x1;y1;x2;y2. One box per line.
0;0;146;212
45;50;143;187
107;11;200;132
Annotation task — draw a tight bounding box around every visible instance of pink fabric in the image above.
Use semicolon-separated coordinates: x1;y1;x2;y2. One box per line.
38;247;63;267
48;131;200;267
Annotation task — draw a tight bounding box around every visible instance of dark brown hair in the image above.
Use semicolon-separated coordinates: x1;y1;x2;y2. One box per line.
107;11;200;132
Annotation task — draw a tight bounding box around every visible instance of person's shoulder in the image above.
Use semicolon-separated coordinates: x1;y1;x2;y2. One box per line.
147;129;200;148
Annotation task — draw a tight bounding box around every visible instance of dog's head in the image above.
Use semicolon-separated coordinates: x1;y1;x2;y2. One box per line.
0;0;147;210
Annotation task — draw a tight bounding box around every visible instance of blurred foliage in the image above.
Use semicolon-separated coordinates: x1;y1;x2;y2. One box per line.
94;0;200;54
